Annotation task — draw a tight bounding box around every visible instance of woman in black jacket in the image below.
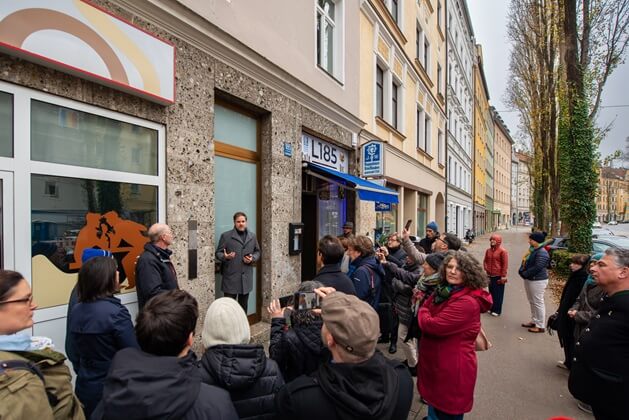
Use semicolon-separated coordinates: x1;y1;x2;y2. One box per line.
267;281;331;381
554;254;590;370
199;297;283;420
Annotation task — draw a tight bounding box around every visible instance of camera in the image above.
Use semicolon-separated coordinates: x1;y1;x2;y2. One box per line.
293;292;321;311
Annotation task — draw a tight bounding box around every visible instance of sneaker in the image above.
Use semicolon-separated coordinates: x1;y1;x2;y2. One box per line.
490;312;500;317
556;361;568;370
576;401;592;414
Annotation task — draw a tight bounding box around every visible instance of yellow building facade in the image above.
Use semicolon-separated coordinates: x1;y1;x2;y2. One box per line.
359;0;447;238
473;45;490;234
597;167;628;222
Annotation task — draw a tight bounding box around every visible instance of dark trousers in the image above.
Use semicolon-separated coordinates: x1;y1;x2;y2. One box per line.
378;302;398;343
488;276;506;315
558;329;575;369
224;292;249;313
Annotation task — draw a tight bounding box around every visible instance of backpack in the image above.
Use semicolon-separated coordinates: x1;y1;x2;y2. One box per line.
0;349;85;420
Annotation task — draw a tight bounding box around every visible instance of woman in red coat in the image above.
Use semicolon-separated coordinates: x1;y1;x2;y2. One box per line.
418;251;492;419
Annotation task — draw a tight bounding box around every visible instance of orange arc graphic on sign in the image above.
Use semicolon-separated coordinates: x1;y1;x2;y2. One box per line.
0;8;128;84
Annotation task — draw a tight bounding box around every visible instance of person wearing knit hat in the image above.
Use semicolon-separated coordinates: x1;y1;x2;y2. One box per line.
519;231;551;333
275;290;413;420
418;221;440;254
199;297;283;419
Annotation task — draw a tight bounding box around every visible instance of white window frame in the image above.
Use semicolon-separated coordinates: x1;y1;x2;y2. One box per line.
315;0;345;82
416;105;426;151
424;113;432;155
0;80;166;323
383;0;403;28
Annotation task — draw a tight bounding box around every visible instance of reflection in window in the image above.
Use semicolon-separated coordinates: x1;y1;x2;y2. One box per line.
317;0;336;74
31;174;157;308
417;193;429;237
318;182;347;238
0;91;12;157
31;100;158;175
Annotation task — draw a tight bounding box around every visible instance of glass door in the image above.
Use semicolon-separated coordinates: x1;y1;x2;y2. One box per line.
0;171;14;270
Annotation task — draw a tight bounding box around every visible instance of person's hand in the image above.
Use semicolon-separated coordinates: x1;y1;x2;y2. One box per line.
567;309;577;318
314;287;336;299
379;246;389;257
401;228;410;241
224;249;236;260
498;277;508;285
266;299;284;318
243;254;253;264
376;252;387;264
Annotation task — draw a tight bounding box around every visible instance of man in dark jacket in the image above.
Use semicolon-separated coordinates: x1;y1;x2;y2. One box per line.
313;235;356;295
275;290;413;420
135;223;178;309
518;231;550;333
569;248;629;420
92;290;238;420
216;212;261;312
418;221;439;254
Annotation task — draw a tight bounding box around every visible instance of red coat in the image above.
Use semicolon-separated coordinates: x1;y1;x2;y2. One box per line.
483;234;508;277
417;287;492;415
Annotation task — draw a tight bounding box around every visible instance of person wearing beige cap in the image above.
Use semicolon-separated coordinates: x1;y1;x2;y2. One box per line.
275;289;413;420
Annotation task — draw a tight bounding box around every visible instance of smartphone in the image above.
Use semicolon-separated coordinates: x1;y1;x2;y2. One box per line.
293;292;321;311
404;219;413;231
278;294;293;308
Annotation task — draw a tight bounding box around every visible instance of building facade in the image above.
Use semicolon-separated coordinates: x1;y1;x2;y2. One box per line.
491;107;514;229
359;0;447;241
515;151;533;224
511;149;519;226
597;167;628;222
0;0;393;350
473;45;490;234
445;0;474;237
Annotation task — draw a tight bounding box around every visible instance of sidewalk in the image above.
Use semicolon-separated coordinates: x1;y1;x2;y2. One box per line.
383;226;592;420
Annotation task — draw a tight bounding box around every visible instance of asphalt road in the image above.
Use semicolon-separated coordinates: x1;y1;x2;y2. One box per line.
390;226;592;420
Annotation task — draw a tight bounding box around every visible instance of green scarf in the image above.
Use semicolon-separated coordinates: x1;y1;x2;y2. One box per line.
433;282;465;305
417;272;441;292
520;239;553;270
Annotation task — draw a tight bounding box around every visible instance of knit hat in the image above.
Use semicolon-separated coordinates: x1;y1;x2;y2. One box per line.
343;221;354;229
425;253;446;270
529;231;547;244
321;292;379;359
426;221;439;232
81;248;113;263
202;297;250;348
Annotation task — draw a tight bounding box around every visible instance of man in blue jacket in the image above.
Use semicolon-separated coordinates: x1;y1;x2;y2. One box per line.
518;231;550;333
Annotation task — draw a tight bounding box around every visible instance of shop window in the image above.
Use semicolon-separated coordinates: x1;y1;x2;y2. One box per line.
417;193;428;237
31;174;157;309
0;91;12;157
31;100;158;175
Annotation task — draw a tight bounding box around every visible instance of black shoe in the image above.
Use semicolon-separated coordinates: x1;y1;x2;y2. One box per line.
388;343;397;354
377;336;389;344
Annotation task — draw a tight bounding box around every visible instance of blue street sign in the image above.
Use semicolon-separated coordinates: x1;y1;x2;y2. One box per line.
362;141;383;177
283;142;292;157
375;201;392;211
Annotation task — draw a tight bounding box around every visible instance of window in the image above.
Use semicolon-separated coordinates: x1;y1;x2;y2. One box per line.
417;193;429;237
316;0;337;76
0;91;12;157
416;24;423;60
44;181;58;197
437;1;442;30
384;0;400;24
416;106;426;150
438;129;444;164
437;64;442;95
423;37;431;74
392;82;399;129
376;65;384;118
424;114;432;155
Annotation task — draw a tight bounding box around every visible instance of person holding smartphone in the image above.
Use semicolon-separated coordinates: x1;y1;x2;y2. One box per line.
216;212;261;312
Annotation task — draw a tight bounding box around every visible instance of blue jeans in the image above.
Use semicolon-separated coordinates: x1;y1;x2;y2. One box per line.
488;275;505;314
427;406;464;420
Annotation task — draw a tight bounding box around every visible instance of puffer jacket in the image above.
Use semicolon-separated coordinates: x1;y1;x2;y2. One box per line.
570;283;606;340
383;261;422;326
269;315;330;382
350;255;385;309
199;344;284;420
483;234;508;277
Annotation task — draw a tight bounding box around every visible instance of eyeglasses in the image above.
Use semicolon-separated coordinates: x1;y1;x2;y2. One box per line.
0;294;33;305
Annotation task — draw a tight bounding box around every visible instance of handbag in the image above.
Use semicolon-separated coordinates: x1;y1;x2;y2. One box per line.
546;312;559;336
475;327;492;351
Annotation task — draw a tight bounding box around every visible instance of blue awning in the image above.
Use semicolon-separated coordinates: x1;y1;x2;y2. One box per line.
305;163;399;204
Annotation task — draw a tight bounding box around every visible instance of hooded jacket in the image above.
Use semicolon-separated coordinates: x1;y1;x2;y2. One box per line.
199;344;284;420
418;287;493;415
91;348;238;420
275;351;413;420
483;234;509;278
350;255;385;309
269;315;331;382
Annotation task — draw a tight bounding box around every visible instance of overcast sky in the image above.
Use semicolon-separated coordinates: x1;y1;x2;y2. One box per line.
467;1;627;162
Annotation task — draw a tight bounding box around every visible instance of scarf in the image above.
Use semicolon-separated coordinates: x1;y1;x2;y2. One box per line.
0;334;54;351
411;272;441;314
520;239;553;269
433;282;465;305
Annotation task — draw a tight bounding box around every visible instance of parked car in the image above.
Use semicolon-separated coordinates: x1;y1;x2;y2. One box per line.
608;220;618;225
592;228;614;237
591;236;629;253
593;221;602;228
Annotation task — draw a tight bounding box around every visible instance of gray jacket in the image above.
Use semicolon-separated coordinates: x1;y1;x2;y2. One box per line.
401;237;426;266
216;228;261;294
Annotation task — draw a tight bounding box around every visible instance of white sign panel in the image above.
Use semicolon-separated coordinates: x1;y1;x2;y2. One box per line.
0;0;175;104
301;133;348;173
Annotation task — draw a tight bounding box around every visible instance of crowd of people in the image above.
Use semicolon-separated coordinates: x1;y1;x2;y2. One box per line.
2;214;628;419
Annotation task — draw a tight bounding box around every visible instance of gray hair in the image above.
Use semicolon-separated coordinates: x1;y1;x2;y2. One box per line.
147;223;169;243
605;248;629;268
298;280;323;293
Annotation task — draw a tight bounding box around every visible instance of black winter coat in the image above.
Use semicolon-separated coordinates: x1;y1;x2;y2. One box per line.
269;316;330;382
275;351;413;420
555;268;588;341
314;264;357;295
569;291;629;420
135;243;178;309
383;262;421;326
418;236;436;254
92;348;238;420
199;344;284;420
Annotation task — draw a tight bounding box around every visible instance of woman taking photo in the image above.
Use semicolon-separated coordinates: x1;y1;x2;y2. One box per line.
68;256;138;417
417;251;492;420
0;270;84;419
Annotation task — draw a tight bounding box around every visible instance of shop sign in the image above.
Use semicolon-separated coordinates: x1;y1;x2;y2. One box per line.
375;202;392;211
0;1;175;104
301;132;348;172
362;140;383;177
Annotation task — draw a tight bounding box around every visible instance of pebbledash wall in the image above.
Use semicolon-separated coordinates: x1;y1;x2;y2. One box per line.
0;0;359;350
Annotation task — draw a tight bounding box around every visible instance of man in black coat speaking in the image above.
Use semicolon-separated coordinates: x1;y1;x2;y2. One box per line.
135;223;179;309
216;212;261;312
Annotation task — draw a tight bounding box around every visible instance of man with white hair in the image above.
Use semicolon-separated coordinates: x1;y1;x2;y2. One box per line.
569;248;629;420
135;223;178;309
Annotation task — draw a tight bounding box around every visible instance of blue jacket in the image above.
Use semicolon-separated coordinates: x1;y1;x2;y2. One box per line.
68;296;139;417
350;256;385;309
519;246;550;281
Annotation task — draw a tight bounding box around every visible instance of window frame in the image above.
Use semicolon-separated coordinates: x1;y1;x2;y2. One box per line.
315;0;345;83
376;64;385;119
